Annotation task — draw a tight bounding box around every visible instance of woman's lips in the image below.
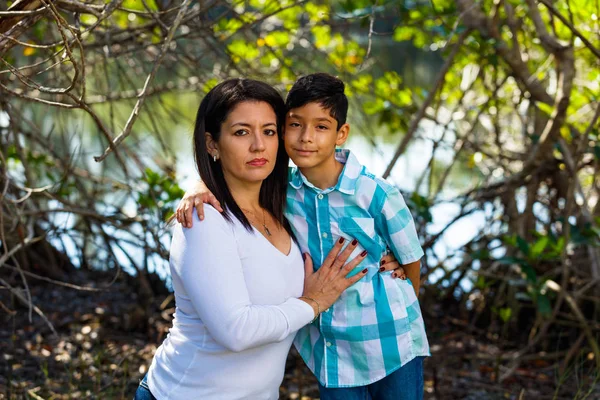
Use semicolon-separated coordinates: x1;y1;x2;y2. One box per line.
247;158;268;166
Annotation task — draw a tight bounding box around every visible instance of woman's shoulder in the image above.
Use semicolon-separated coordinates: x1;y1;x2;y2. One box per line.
175;205;235;239
197;205;229;223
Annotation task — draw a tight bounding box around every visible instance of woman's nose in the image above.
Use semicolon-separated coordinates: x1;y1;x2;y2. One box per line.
251;131;266;151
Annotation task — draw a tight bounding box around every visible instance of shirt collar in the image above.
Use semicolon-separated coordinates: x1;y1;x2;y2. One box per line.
289;149;362;195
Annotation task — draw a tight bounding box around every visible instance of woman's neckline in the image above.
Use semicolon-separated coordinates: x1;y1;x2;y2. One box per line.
249;225;293;258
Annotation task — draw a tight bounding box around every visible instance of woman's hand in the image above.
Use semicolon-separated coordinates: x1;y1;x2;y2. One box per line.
379;252;407;280
301;237;368;316
176;181;223;228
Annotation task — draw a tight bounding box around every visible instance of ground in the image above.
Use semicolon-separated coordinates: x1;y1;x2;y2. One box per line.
1;272;598;399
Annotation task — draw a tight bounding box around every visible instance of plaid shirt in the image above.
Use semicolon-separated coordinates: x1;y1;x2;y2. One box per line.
286;149;430;388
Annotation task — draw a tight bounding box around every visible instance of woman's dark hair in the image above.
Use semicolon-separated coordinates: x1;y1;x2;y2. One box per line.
193;78;292;236
285;73;348;130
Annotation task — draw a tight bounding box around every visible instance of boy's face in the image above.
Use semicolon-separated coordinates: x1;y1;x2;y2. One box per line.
284;102;349;170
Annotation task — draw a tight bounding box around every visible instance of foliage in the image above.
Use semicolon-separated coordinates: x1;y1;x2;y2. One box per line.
1;0;600;389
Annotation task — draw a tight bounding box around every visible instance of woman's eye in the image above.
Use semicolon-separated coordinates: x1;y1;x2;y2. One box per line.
264;129;276;136
234;129;248;136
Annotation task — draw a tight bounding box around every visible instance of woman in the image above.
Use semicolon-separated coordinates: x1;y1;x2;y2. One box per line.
134;79;369;400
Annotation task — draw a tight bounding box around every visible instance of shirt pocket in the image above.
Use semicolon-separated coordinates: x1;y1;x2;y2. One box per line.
338;217;384;266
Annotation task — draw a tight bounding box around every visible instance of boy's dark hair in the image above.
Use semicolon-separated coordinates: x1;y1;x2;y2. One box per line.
193;78;293;237
286;73;348;130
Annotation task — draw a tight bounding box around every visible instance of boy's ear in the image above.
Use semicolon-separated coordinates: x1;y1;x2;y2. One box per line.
335;123;350;146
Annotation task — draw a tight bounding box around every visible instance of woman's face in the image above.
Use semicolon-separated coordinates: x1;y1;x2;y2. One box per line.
207;101;279;187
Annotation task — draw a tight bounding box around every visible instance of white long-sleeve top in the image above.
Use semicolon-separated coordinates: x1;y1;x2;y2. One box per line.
147;206;314;399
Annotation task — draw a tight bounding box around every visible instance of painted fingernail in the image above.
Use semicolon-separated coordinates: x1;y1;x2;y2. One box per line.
392;272;397;278
338;237;345;244
360;250;367;257
379;266;385;272
362;268;368;274
303;253;306;261
380;259;386;266
351;239;358;246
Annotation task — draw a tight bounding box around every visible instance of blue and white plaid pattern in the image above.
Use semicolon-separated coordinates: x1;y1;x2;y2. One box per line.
286;149;430;388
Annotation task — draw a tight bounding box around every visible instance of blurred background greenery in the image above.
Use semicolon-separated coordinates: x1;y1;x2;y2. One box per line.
1;0;599;398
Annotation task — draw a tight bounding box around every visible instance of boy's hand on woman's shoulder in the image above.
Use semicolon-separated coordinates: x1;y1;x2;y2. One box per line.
176;181;223;228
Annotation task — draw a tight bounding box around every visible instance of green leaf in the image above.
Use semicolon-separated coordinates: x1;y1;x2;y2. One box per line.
553;236;566;254
530;236;549;258
305;3;329;22
497;256;527;266
122;0;158;11
138;193;153;209
163;209;175;221
503;234;518;248
499;307;512;322
471;249;490;260
166;184;185;201
227;40;260;62
521;264;537;284
277;6;303;30
264;31;290;47
311;25;332;49
213;17;244;36
80;14;98;26
351;75;373;93
203;78;219;94
516;236;530;256
6;145;18;159
537;294;552;318
393;26;414;42
144;168;160;186
537;102;554;116
363;99;384;114
475;275;487;289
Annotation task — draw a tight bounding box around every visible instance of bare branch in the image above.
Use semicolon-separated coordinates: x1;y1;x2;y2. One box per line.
93;0;193;162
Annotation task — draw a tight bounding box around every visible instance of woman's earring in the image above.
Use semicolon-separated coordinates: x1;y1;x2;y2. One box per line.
213;154;217;162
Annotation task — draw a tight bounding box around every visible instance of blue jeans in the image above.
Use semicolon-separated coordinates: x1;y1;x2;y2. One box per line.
318;356;425;400
133;374;156;400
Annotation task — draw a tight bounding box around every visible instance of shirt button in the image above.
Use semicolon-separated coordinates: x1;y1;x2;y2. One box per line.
317;194;324;200
326;341;332;347
322;233;328;239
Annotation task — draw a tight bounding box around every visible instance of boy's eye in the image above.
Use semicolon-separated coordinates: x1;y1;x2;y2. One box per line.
234;129;248;136
264;129;276;136
288;122;300;128
317;125;329;130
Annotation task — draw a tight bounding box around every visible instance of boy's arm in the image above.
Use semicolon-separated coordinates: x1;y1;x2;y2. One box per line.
176;180;223;228
375;187;424;297
402;260;421;295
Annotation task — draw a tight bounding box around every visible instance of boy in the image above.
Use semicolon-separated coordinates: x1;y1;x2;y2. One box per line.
178;73;429;399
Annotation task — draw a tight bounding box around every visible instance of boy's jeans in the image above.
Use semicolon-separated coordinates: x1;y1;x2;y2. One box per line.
133;374;156;400
318;356;425;400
